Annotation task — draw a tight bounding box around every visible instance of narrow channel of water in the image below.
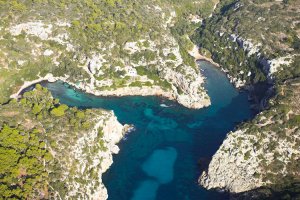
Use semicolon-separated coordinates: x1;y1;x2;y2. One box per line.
40;61;254;200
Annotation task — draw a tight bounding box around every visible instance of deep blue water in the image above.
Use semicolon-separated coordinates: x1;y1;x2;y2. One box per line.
41;61;254;200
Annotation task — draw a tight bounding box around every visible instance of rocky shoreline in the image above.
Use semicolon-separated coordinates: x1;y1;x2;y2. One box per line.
10;40;213;110
61;111;132;200
11;70;211;109
197;33;298;198
193;40;273;194
189;45;248;89
199;129;263;193
188;45;220;67
8;44;211;199
12;44;265;198
87;113;131;200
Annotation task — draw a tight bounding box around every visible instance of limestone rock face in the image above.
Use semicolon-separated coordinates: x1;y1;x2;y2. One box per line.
199;130;263;193
200;118;300;194
61;111;127;200
162;67;210;109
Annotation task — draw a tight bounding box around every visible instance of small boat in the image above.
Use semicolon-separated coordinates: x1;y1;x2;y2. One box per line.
160;103;171;108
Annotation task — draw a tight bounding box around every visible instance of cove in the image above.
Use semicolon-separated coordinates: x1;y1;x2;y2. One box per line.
40;61;254;200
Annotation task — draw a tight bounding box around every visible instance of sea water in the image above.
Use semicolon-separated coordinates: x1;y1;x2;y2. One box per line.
42;61;254;200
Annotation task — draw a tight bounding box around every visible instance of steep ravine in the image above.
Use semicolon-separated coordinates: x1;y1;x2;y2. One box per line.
196;0;300;196
41;61;254;199
197;50;276;195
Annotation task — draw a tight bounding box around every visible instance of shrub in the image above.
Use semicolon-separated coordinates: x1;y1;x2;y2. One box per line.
75;111;85;119
31;103;42;115
50;105;69;117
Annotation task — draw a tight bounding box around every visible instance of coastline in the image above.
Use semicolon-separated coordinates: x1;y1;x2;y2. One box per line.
90;113;132;200
59;110;132;200
10;73;58;99
10;43;213;110
189;45;248;89
11;72;211;110
16;54;255;198
8;48;216;199
188;44;220;67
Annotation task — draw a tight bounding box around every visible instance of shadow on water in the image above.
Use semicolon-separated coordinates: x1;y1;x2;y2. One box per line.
25;61;256;200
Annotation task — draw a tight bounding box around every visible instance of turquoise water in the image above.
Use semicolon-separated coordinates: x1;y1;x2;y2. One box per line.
41;61;254;200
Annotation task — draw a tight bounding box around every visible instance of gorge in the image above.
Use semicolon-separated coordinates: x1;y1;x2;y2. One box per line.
36;61;254;199
1;0;299;199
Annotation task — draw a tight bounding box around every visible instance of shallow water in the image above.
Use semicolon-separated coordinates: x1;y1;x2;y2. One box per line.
42;61;254;200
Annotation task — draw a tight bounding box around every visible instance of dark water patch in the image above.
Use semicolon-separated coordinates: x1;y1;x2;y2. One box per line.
35;61;255;200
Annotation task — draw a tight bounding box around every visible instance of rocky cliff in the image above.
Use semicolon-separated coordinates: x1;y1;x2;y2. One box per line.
196;0;300;196
200;84;300;193
0;86;130;199
62;111;128;200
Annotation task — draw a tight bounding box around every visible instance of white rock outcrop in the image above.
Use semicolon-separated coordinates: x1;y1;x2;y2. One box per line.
10;21;53;40
200;123;300;193
230;34;262;56
163;67;210;108
9;21;74;51
63;111;128;200
199;130;263;193
266;55;295;75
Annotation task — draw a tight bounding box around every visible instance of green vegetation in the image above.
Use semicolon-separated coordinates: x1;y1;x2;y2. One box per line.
192;0;299;85
0;1;220;197
244;151;251;160
1;0;299;197
274;56;300;82
50;104;69;117
0;85;111;198
0;0;220;103
289;115;300;128
232;78;300;191
135;66;172;90
191;0;300;195
0;125;51;199
75;111;85;119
